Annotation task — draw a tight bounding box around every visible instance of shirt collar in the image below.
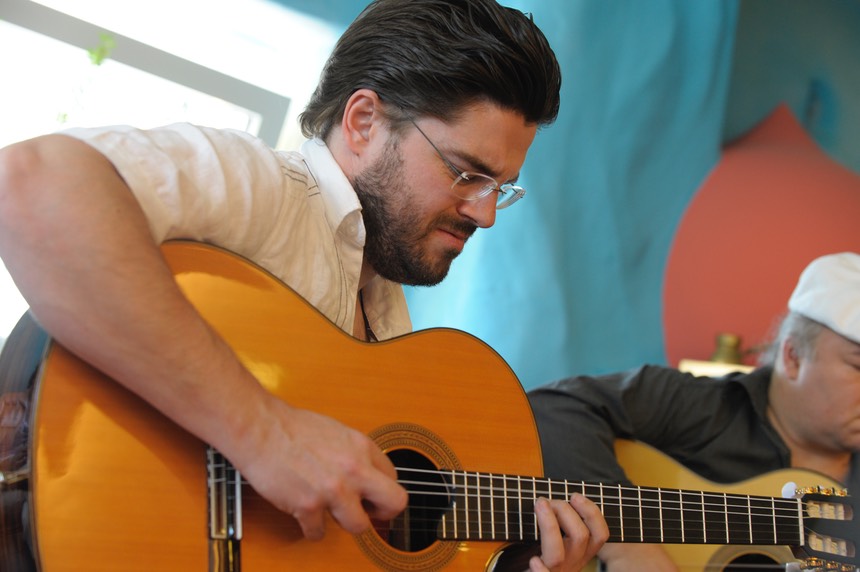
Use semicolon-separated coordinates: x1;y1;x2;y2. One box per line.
300;138;365;245
299;139;412;339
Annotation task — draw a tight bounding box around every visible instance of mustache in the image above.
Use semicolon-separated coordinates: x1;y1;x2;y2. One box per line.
438;217;478;240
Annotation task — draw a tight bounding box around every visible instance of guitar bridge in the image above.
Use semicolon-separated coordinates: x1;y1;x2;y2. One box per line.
207;446;242;572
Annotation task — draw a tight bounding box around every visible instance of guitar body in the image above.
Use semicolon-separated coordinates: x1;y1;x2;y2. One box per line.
582;439;842;572
27;242;544;571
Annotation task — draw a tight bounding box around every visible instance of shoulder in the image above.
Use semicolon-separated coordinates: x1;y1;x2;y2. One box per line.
61;123;284;172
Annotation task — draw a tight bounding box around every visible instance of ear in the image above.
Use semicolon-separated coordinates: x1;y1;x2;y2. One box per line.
780;336;802;380
340;89;386;157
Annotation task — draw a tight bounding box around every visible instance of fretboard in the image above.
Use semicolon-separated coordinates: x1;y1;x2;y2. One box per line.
427;470;804;546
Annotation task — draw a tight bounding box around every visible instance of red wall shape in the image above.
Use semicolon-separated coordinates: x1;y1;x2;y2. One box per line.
663;104;860;367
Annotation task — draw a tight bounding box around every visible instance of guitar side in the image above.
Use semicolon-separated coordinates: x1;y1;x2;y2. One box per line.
0;312;49;572
29;241;544;571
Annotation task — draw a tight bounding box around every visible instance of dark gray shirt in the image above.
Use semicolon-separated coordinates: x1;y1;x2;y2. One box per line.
528;365;859;495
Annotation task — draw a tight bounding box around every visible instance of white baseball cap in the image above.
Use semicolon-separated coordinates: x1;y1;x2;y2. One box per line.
788;252;860;344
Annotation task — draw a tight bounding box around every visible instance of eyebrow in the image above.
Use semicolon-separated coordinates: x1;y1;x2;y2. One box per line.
448;148;520;185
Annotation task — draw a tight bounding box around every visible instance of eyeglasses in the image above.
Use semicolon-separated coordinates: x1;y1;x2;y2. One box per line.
410;120;525;209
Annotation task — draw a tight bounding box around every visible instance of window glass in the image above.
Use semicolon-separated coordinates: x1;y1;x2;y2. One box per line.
0;19;262;147
0;0;338;343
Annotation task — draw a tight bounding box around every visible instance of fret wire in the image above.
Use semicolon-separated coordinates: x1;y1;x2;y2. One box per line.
475;472;482;540
504;474;509;539
517;475;523;541
771;496;776;544
747;495;752;544
483;472;490;540
438;470;448;538
618;484;624;542
680;488;685;543
657;487;664;543
723;492;728;543
489;472;494;539
532;476;538;540
465;471;471;540
599;483;605;524
451;471;460;538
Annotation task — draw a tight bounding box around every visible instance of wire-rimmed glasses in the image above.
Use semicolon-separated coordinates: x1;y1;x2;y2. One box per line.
410;120;526;210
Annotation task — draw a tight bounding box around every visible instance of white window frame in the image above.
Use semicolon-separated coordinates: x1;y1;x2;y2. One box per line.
0;0;291;147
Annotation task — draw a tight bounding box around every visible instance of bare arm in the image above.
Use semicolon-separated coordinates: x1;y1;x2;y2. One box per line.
0;134;406;538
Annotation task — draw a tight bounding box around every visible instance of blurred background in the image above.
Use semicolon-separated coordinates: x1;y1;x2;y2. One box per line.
2;0;859;389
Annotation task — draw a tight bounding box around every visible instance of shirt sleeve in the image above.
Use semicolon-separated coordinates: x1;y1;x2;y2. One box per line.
61;123;290;253
527;365;770;485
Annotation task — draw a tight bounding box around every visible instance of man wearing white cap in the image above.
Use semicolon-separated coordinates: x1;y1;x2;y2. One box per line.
528;252;860;571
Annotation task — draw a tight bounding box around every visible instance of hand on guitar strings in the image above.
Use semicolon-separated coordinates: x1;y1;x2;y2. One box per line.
233;397;408;540
529;494;609;572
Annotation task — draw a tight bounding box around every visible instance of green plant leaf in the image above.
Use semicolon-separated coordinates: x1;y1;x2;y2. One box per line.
87;33;115;66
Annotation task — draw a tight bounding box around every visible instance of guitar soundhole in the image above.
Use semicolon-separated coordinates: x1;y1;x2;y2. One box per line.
724;553;778;571
375;449;450;552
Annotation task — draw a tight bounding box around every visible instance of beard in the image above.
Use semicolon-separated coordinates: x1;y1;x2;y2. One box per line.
353;139;475;286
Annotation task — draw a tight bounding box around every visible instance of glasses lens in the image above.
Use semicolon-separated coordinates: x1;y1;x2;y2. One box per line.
453;173;496;198
452;173;525;209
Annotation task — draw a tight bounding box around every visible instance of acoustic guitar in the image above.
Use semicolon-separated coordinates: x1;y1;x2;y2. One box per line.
0;242;855;571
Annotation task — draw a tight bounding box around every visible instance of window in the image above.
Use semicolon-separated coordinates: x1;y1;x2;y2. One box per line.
0;0;339;342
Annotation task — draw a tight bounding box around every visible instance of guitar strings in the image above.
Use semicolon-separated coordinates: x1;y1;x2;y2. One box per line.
231;506;823;559
229;470;822;514
209;463;848;565
234;498;830;560
224;466;839;542
227;468;812;518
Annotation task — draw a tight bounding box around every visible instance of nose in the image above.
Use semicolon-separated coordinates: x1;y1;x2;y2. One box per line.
456;194;497;229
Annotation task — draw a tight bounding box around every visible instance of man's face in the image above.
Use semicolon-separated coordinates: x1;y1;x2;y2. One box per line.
353;101;536;286
791;327;860;452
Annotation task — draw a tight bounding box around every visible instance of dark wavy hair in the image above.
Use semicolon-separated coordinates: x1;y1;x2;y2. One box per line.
299;0;561;139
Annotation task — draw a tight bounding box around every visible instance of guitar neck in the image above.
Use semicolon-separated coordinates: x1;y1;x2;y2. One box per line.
429;469;806;546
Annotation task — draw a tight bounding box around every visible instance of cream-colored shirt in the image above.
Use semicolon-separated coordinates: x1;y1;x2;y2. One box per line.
64;123;411;340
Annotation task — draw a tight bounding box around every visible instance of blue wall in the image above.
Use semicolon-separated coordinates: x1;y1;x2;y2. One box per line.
405;1;737;388
723;0;860;173
275;0;860;390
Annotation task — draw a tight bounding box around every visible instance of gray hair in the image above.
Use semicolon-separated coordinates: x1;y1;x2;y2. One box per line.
758;311;825;368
